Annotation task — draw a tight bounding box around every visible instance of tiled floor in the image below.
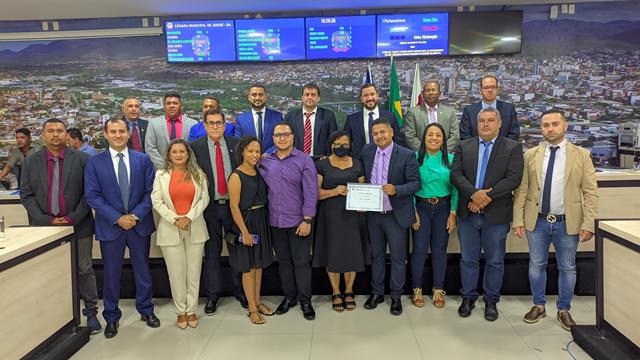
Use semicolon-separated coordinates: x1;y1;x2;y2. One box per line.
72;295;594;360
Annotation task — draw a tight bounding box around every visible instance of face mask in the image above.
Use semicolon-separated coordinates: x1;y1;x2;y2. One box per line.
332;145;350;158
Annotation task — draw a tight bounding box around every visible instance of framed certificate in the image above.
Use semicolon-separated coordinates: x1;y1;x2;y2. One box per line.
345;183;384;212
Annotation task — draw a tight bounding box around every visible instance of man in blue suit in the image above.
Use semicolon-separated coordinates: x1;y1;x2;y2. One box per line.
234;83;283;152
188;96;234;142
85;117;159;338
360;118;420;316
285;83;338;158
344;83;406;159
460;75;520;141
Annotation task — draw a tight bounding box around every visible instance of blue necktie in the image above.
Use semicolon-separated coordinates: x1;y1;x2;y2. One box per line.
368;111;375;144
476;141;492;189
256;111;263;141
541;146;559;215
51;156;60;215
117;153;130;213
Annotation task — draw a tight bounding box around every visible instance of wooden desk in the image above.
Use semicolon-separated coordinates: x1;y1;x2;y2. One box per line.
0;227;89;360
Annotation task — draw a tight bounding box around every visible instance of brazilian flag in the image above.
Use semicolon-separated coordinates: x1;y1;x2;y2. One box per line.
388;57;403;127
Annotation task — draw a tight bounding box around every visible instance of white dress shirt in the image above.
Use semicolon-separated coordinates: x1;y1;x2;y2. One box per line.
109;146;131;184
539;138;567;214
363;106;380;144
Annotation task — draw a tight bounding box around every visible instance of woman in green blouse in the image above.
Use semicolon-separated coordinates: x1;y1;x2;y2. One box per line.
410;123;458;308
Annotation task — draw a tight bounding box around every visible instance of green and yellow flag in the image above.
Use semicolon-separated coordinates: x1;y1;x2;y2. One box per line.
388;57;403;127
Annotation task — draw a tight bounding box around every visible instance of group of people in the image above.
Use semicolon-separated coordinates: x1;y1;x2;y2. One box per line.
11;74;598;339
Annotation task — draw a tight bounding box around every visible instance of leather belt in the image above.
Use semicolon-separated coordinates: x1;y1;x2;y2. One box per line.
415;195;450;205
538;213;565;223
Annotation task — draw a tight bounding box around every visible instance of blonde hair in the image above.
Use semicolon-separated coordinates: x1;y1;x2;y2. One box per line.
162;139;208;188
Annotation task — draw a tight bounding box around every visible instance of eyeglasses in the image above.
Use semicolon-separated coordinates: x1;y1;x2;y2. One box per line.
273;132;293;139
204;121;225;128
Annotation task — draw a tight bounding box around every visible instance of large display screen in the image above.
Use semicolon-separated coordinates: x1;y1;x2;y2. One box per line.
376;13;449;57
449;11;522;55
165;20;236;62
306;15;376;60
236;18;305;61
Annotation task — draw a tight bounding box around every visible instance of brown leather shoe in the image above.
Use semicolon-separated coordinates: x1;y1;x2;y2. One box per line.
176;314;188;330
186;313;198;328
523;305;546;324
411;288;425;307
432;289;446;308
556;310;576;331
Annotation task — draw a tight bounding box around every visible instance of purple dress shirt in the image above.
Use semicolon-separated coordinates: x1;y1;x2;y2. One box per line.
46;148;72;223
259;148;318;228
370;142;393;211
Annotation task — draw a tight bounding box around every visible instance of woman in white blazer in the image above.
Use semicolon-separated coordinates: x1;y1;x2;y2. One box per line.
151;139;209;329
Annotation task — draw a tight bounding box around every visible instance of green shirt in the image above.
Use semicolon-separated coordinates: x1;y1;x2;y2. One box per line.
415;151;459;213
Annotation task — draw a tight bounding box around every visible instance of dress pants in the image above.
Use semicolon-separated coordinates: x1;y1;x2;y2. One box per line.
457;213;509;303
99;230;154;323
367;212;409;299
160;228;205;315
202;203;243;301
77;235;99;317
272;226;313;304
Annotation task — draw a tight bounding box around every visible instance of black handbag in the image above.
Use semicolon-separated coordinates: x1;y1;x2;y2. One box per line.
223;173;260;245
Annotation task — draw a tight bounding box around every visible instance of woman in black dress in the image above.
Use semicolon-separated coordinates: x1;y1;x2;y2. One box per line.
313;131;369;312
228;136;274;324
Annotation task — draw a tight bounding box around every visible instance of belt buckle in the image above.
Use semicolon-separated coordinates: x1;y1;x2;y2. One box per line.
545;214;557;223
218;199;227;205
427;197;439;205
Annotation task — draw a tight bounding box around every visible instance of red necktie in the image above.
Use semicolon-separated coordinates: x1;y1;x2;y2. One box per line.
215;141;227;196
303;112;313;154
131;123;142;152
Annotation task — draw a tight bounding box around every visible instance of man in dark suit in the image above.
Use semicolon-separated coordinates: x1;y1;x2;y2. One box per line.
360;118;420;316
191;108;247;314
20;118;101;334
451;107;524;322
344;83;406;159
285;83;338;158
234;83;283;152
85;117;159;338
460;75;520;141
122;96;149;152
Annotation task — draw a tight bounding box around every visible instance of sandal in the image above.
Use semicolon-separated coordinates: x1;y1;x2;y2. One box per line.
257;303;274;316
343;292;356;311
432;289;446;308
412;288;425;308
248;310;265;325
331;294;345;312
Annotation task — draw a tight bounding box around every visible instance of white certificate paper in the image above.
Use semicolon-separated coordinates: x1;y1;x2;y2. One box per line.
345;183;384;212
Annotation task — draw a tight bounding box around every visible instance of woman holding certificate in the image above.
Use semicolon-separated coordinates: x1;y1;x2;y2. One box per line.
151;139;210;329
410;123;458;309
313;131;370;312
228;136;274;325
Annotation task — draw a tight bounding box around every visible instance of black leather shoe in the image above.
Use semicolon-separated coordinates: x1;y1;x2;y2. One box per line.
484;301;499;321
204;299;218;315
104;321;118;339
364;294;385;310
390;298;403;316
141;313;161;328
301;303;316;320
275;298;298;315
458;298;475;318
236;295;249;310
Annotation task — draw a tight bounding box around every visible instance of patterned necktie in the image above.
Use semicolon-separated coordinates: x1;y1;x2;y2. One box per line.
303;112;313;154
169;119;177;140
215;141;227;196
256;111;263;140
368;111;375;144
476;141;492;189
51;156;60;215
131;122;142;152
117;153;130;213
428;107;437;124
541;146;560;214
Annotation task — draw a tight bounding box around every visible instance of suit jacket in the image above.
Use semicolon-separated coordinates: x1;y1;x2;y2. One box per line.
404;103;460;152
20;148;94;237
145;115;198;169
151;170;210;246
84;149;156;241
125;117;149;152
234;108;283;153
344;109;406;159
460;100;520;141
285;107;338;156
190;135;238;217
360;143;420;229
513;142;598;234
451;136;524;224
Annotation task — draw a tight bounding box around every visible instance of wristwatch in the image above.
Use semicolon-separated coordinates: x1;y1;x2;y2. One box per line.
303;217;313;224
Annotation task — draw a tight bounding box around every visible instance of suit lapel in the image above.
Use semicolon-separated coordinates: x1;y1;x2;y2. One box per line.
564;143;576;189
163;172;177;212
534;144;546;188
62;150;73;192
470;139;479;183
357;111;366;142
387;144;399;181
483;137;502;181
127;152;136;204
201;141;215;180
313;109;322;146
36;151;48;196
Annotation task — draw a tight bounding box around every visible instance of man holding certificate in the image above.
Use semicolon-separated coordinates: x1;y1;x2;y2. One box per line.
359;118;421;316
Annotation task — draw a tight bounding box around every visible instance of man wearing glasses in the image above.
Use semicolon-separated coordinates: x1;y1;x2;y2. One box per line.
259;122;318;320
459;75;520;141
191;109;247;314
